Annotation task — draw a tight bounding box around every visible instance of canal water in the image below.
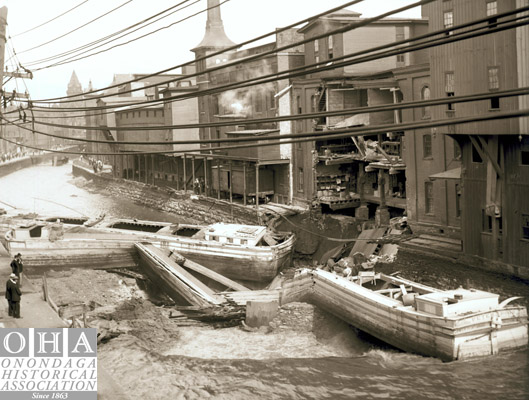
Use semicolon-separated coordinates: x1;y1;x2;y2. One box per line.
1;163;528;399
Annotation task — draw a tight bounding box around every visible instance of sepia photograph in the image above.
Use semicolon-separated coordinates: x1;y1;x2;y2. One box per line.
0;0;528;399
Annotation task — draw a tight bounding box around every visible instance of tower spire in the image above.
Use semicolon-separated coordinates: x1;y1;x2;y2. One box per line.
192;0;236;51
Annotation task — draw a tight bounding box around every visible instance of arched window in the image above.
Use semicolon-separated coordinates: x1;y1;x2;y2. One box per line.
421;86;431;118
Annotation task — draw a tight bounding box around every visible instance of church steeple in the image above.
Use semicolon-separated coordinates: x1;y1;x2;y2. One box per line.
192;0;236;52
67;71;82;97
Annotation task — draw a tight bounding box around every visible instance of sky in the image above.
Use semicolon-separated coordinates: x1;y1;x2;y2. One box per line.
0;0;422;102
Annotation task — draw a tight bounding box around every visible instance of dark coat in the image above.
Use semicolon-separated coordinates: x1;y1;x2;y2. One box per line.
10;259;23;275
5;279;22;302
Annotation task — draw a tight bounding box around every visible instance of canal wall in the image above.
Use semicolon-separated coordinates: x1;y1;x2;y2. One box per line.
0;152;73;178
71;163;363;258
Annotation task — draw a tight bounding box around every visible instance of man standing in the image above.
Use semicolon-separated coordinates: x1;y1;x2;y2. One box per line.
5;273;22;318
10;253;23;286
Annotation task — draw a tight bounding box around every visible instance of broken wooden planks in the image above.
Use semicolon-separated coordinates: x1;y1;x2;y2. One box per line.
135;242;225;307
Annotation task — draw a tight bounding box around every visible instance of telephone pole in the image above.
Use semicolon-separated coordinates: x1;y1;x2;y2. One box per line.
0;6;8;154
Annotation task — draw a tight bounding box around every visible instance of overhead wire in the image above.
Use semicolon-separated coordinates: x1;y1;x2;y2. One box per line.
10;0;91;38
23;0;369;103
9;87;529;134
2;89;529;147
16;8;529;115
25;1;529;114
2;109;528;156
14;0;135;56
8;5;527;122
20;0;198;68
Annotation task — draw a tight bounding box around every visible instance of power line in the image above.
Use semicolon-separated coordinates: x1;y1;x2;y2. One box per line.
3;91;529;147
2;109;528;156
27;0;526;112
21;0;198;68
10;0;91;38
10;87;528;133
14;0;135;56
24;0;369;103
8;5;526;121
20;10;529;114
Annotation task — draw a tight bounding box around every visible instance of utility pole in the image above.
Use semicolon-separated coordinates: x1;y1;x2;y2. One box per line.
0;6;8;155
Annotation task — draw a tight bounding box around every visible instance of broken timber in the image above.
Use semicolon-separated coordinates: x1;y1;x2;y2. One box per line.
135;242;225;307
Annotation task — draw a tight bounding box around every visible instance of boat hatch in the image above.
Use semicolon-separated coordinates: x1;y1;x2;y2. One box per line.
12;224;43;239
415;289;499;317
107;221;166;233
43;217;88;225
204;223;266;246
173;226;201;237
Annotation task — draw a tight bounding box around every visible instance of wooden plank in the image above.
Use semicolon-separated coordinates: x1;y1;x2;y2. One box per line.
173;254;249;292
60;303;87;319
136;243;223;306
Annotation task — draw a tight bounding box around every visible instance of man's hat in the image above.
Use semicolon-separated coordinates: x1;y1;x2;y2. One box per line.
9;273;17;279
15;253;21;257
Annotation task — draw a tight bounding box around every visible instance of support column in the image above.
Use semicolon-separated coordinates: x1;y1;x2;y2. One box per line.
355;163;369;220
375;169;390;227
144;154;148;183
229;160;233;203
243;162;247;206
151;155;155;185
192;156;196;193
256;163;260;220
217;159;221;200
183;154;187;192
204;157;208;196
175;157;179;190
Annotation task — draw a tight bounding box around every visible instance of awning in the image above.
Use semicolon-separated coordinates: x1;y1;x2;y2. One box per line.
429;167;461;181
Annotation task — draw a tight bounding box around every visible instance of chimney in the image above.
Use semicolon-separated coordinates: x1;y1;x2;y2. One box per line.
192;0;237;52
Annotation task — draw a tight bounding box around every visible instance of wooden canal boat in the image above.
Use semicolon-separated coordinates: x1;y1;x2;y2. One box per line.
298;269;528;361
2;218;295;283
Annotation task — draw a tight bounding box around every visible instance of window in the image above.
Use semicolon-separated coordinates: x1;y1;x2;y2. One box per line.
269;91;276;110
297;95;302;114
443;11;454;34
482;210;493;233
488;67;499;90
425;181;434;214
314;39;320;64
212;95;219;115
423;134;432;158
445;72;455;110
488;67;500;109
486;1;497;15
328;35;334;59
396;27;405;65
487;1;498;27
298;168;304;191
522;214;529;239
255;93;263;113
521;136;529;166
421;86;431;118
455;184;461;218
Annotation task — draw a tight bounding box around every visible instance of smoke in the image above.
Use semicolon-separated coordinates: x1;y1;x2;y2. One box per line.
217;61;276;116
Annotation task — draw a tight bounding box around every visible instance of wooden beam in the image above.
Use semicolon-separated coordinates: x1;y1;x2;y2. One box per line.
469;135;503;179
243;162;247;206
203;157;208;196
229;160;233;203
177;256;249;291
476;135;504;179
183;154;187;192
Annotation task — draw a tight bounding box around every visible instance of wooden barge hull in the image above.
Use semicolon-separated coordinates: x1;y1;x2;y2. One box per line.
4;231;295;282
304;271;528;361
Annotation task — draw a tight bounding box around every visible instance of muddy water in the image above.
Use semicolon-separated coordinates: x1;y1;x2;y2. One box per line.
2;163;529;399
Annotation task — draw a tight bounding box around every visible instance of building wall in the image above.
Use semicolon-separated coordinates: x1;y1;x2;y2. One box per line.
424;0;520;136
398;66;461;234
165;93;200;152
116;108;166;152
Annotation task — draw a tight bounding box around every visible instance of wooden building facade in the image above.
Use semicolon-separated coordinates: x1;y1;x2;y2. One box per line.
422;0;529;271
